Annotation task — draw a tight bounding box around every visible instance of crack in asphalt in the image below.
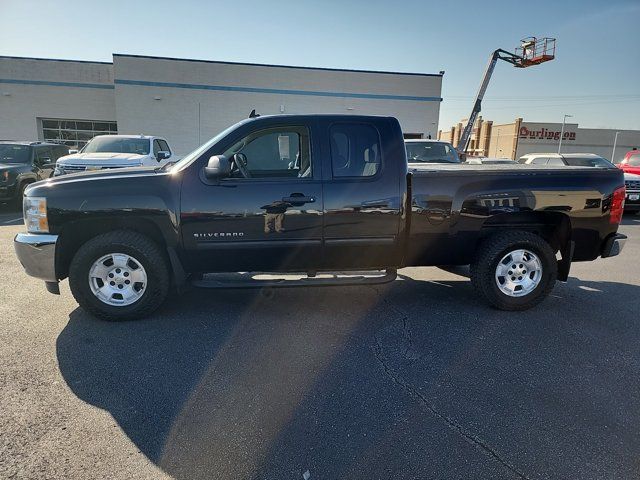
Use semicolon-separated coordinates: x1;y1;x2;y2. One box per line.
370;291;529;479
372;334;530;479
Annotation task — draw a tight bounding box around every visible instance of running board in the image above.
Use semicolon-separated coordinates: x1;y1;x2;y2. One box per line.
191;269;397;289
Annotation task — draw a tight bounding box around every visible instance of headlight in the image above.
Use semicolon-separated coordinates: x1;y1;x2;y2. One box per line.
24;197;49;233
53;166;63;176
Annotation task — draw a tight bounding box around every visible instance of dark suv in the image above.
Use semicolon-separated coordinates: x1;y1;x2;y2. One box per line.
0;142;69;205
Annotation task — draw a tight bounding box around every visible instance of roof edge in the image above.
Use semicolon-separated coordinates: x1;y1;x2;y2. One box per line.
112;53;443;77
0;55;112;65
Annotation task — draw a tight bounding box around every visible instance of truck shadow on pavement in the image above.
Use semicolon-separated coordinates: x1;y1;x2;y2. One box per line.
56;274;640;479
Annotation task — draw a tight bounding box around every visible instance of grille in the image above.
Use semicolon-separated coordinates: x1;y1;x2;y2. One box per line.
625;179;640;191
62;165;87;173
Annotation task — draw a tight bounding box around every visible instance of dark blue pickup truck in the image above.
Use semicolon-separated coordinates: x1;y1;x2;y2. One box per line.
14;115;627;320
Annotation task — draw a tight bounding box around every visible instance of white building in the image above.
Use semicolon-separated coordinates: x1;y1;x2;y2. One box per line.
0;55;443;155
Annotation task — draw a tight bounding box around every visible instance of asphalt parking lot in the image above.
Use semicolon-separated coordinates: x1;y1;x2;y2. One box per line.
1;205;639;480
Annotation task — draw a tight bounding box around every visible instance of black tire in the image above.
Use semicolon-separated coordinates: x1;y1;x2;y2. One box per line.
14;182;29;209
470;231;557;311
69;230;170;321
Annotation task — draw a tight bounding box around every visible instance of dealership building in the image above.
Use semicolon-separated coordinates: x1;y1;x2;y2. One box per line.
0;55;443;155
439;116;640;162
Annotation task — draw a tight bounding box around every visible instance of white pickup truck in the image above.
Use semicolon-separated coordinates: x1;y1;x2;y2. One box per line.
54;135;175;176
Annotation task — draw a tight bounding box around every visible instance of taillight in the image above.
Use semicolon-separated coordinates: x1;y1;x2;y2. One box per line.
610;186;626;224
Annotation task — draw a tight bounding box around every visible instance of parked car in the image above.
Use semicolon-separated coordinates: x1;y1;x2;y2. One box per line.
54;135;174;176
624;172;640;212
616;149;640;176
15;115;626;320
0;141;69;205
405;139;460;164
518;153;613;167
465;156;518;165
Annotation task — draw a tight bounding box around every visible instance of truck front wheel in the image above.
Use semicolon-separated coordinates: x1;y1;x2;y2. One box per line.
69;230;170;321
470;231;557;311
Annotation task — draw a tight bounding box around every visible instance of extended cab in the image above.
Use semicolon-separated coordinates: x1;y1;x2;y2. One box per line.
0;141;69;205
14;115;627;320
54;135;174;175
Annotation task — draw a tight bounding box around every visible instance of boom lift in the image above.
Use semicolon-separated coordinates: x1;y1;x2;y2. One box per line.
456;37;556;155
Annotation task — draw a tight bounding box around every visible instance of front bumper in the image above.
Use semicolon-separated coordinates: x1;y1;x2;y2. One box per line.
625;191;640;211
14;233;58;282
601;233;627;258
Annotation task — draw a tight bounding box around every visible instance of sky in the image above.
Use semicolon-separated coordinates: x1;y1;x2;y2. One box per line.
1;0;639;130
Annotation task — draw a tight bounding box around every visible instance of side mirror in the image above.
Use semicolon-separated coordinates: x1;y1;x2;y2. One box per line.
204;155;230;179
156;151;171;161
69;149;79;154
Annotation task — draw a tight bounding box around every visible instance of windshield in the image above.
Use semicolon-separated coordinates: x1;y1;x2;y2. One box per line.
82;137;150;155
0;144;31;163
564;156;612;168
406;142;459;163
170;120;249;172
627;154;640;166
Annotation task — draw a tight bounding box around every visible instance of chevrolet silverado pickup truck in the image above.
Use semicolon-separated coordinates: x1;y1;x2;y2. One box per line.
53;135;174;176
14;115;627;320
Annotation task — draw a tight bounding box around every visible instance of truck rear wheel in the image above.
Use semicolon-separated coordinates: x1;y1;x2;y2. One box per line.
69;230;169;321
470;231;557;311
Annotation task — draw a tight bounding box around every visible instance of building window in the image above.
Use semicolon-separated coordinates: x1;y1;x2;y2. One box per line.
40;119;118;150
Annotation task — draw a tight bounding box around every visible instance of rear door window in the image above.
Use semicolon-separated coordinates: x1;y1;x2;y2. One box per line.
547;157;564;166
564;157;612;168
52;145;69;160
531;157;549;165
35;146;53;163
330;123;382;177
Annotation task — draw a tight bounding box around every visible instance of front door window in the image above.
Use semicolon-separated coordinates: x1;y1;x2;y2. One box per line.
223;127;311;179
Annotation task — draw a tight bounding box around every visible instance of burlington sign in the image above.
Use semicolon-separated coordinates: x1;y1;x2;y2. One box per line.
519;125;576;141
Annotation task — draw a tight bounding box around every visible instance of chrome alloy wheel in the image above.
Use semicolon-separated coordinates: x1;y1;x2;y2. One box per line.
88;253;147;306
494;249;542;297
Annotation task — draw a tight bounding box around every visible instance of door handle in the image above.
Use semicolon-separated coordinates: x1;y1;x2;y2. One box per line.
282;193;315;204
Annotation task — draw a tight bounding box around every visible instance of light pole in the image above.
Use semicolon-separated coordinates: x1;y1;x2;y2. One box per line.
558;114;573;153
611;131;620;163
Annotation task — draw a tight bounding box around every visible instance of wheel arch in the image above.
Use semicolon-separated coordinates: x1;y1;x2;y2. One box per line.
478;211;573;280
479;211;571;252
56;217;176;281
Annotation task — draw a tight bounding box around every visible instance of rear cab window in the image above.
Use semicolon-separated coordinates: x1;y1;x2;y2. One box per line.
330;123;382;177
406;141;458;164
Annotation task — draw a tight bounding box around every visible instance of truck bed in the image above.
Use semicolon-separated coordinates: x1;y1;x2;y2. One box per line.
406;164;624;266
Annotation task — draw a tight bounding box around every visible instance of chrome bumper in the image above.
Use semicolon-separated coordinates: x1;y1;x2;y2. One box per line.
14;233;59;282
601;233;627;258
